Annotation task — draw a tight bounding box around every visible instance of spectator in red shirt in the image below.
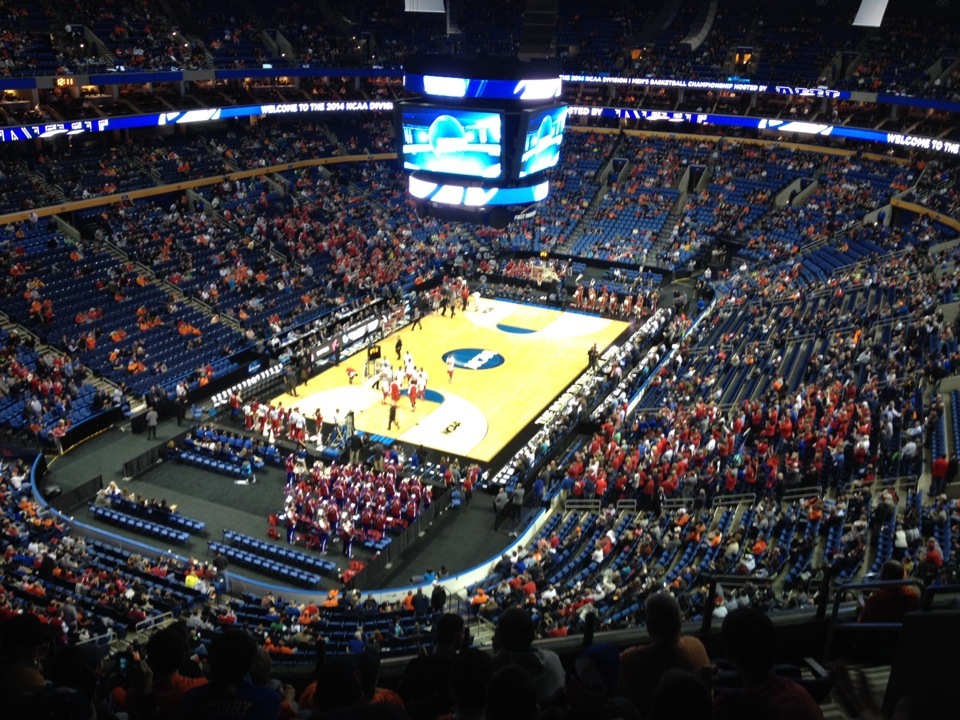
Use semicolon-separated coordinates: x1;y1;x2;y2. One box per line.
715;608;824;720
858;560;919;623
931;454;949;496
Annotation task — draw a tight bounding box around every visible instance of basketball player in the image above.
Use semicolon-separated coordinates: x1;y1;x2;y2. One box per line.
256;402;269;435
289;407;306;443
270;403;284;438
380;362;393;405
390;376;401;406
447;355;455;383
409;381;418;411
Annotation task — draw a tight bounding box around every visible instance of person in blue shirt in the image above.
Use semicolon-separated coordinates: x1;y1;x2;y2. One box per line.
532;476;545;507
180;629;281;720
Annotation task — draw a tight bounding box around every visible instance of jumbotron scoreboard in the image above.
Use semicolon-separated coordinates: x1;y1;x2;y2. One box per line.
397;55;567;227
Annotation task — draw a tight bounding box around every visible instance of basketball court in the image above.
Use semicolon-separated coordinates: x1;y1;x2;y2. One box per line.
270;298;628;462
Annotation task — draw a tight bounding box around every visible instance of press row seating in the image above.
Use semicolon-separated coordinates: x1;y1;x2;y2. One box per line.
222;530;338;576
208;541;321;588
175;449;251;478
193;426;284;465
106;496;206;534
88;504;190;545
356;431;395;447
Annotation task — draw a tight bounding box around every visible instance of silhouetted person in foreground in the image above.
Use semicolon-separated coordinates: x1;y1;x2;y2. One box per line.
714;608;824;720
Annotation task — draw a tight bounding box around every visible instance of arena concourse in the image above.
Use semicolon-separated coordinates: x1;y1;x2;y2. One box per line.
1;0;960;718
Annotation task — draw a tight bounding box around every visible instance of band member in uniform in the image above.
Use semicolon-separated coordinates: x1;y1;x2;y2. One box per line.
285;507;297;544
325;501;340;536
315;511;331;554
341;517;356;558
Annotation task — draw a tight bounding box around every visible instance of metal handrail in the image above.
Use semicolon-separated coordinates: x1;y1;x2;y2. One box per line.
699;573;779;636
822;578;926;661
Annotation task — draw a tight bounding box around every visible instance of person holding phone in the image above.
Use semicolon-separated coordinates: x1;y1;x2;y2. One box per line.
143;628;208;718
180;630;280;720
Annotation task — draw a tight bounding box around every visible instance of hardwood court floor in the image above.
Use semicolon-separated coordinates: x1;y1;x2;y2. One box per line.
273;298;628;462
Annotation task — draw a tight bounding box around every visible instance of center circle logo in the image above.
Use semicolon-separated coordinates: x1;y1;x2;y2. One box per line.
443;348;505;370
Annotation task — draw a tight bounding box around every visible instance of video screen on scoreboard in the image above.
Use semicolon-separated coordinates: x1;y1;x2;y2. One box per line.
399;104;503;179
516;104;567;179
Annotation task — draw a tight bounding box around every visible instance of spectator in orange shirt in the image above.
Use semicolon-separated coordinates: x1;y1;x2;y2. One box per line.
143;628;208;718
177;320;200;336
471;587;488;610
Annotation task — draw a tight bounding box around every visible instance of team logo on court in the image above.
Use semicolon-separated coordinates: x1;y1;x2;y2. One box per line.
444;348;505;370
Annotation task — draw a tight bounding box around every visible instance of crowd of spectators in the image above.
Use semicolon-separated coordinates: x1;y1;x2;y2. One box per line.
2;0;960;109
0;147;956;720
2;8;960;720
63;0;206;72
